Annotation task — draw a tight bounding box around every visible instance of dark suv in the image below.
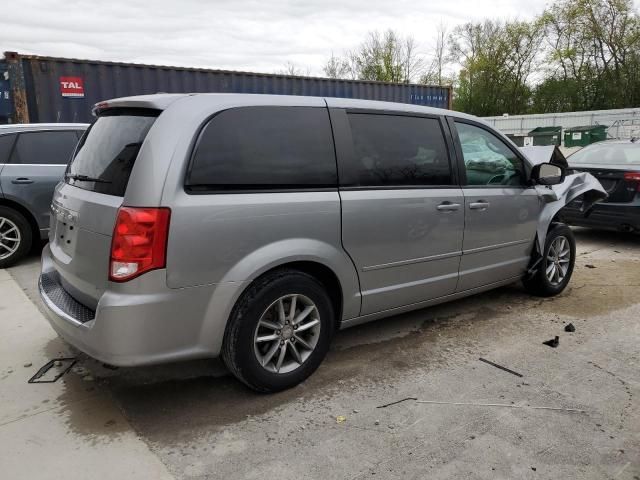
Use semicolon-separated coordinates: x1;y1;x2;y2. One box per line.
0;123;88;267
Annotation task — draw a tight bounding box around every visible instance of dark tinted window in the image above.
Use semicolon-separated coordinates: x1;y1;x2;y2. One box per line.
0;134;16;163
343;113;451;187
455;122;525;186
187;107;336;191
10;131;78;165
67;110;158;197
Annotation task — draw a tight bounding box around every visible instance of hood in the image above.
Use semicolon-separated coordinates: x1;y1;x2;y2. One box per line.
520;145;569;168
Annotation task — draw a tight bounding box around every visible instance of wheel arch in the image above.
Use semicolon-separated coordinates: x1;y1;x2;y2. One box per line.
217;238;361;321
250;260;344;330
0;197;41;244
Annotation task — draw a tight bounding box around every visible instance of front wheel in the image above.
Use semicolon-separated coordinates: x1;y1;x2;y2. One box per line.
222;269;335;392
523;224;576;297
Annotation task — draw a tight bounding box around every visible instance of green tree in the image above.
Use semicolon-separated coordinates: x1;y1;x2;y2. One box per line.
450;20;543;115
534;0;640;112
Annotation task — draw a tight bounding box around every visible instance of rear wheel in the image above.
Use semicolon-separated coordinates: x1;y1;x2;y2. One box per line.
523;224;575;297
0;207;32;268
222;269;334;392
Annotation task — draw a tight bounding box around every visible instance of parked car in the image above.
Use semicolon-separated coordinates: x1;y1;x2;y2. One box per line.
38;94;602;392
0;123;88;267
561;139;640;233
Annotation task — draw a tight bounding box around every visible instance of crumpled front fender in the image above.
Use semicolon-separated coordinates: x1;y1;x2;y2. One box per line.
535;172;608;252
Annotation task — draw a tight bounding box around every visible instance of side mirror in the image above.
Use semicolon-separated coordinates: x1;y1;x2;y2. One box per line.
531;162;565;186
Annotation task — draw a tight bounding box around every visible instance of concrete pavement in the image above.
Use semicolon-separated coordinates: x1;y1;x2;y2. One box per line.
1;228;639;479
0;268;174;480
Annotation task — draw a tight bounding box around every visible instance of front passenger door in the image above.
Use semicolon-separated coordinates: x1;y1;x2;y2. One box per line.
451;120;540;292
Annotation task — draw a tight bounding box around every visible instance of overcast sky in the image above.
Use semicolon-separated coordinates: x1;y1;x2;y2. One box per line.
3;0;550;76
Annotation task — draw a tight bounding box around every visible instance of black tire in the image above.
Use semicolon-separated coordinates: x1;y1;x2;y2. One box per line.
0;207;32;269
523;223;576;297
222;269;335;393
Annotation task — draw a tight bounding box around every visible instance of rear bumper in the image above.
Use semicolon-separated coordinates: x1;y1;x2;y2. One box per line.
562;200;640;232
38;244;241;366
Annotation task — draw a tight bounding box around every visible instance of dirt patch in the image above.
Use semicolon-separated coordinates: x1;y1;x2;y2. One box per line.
538;259;640;318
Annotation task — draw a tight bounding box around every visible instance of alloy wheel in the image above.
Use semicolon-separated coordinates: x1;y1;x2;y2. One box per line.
545;235;571;286
253;294;321;374
0;217;21;261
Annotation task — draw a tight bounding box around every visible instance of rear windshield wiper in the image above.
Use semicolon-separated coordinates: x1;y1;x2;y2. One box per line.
66;174;112;184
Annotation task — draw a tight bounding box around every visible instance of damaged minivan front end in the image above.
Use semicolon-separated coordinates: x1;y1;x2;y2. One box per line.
520;145;608;270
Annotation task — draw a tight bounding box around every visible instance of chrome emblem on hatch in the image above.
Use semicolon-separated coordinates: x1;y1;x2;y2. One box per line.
51;201;79;223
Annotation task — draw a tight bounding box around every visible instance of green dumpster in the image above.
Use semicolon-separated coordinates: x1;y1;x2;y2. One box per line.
528;126;562;146
563;125;608;148
506;134;526;147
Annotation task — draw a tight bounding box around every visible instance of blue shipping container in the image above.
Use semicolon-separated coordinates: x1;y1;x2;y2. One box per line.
1;51;452;123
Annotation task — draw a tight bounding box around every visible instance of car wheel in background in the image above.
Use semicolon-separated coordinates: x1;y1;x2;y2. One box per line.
0;207;33;268
523;223;576;297
222;269;335;393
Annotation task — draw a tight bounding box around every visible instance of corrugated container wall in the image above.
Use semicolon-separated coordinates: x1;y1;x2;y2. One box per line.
1;52;452;124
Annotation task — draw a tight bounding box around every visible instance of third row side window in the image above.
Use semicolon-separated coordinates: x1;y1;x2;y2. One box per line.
343;113;452;187
187;106;337;191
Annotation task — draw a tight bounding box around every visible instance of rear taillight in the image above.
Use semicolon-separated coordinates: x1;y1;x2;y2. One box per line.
624;172;640;191
109;207;171;282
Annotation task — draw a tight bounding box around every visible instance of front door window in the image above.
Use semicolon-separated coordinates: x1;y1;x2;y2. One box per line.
455;122;525;187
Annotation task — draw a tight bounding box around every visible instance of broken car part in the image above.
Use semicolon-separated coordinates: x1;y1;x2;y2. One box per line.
542;336;560;348
478;357;524;377
28;357;77;384
377;397;419;409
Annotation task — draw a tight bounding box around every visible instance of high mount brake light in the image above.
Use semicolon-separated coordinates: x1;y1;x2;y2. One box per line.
109;207;171;282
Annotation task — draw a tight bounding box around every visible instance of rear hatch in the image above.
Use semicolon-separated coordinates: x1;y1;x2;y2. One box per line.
49;108;159;309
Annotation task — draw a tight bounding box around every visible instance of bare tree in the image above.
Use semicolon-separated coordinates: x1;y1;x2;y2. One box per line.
422;22;449;85
325;30;425;83
323;52;354;79
276;61;310;77
402;36;425;84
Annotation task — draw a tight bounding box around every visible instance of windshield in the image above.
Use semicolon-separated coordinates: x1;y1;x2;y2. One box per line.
569;142;640;165
66;109;159;196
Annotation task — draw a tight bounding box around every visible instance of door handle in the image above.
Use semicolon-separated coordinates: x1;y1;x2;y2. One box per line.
11;178;34;185
437;202;461;212
469;201;490;210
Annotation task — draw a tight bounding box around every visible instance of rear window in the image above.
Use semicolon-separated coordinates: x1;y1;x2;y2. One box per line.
0;134;16;163
10;131;78;165
186;106;337;191
569;142;640;165
66;109;158;196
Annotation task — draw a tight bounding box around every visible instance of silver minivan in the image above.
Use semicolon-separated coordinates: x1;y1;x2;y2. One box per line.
39;94;601;392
